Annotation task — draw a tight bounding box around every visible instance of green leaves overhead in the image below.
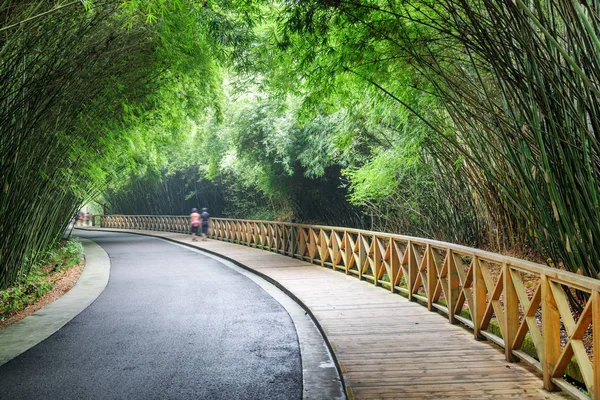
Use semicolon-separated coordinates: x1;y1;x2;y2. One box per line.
266;0;600;282
0;0;247;288
4;0;600;291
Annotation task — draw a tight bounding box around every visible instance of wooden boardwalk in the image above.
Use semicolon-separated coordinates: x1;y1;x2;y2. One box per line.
87;228;570;399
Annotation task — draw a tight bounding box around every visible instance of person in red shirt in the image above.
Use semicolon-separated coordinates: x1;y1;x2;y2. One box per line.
190;208;201;241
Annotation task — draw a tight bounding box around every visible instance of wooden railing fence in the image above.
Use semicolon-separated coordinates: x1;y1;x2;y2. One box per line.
101;215;600;399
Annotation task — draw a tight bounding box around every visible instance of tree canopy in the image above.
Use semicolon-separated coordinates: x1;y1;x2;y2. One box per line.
2;0;600;288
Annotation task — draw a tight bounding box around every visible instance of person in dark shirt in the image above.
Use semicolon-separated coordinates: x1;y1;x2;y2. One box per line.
200;208;210;241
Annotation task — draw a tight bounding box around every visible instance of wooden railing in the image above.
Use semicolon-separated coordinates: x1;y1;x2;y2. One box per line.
101;215;599;398
101;214;190;233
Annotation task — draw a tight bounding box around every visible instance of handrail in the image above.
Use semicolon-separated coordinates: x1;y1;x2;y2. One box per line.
101;214;600;399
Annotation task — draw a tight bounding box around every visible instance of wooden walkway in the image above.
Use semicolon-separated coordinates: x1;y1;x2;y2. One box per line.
87;228;570;399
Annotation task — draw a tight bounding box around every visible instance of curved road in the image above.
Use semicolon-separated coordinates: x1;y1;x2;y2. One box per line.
0;231;302;400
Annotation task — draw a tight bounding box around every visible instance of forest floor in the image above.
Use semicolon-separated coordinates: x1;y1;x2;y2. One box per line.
0;241;85;331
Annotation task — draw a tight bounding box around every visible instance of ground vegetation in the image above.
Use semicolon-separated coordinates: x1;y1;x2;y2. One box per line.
0;240;83;325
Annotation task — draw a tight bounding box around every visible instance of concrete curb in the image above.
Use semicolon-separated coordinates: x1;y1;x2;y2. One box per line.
77;227;347;400
0;238;111;366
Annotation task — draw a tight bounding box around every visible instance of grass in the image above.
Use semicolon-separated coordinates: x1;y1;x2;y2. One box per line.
0;240;84;320
479;313;585;388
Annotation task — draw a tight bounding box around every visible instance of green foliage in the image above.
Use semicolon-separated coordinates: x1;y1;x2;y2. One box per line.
0;0;239;288
248;0;600;285
0;240;83;320
5;0;600;294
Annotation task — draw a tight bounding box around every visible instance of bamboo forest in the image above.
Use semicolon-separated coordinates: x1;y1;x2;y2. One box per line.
2;0;600;292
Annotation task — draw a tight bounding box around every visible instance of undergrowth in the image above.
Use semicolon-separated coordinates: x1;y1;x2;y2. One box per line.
0;240;83;320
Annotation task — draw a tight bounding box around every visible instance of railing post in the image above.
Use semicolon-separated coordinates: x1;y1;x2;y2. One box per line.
281;224;287;255
344;232;352;275
407;242;418;301
426;245;435;311
307;228;314;263
298;225;306;259
472;256;486;340
372;235;382;286
272;224;277;253
254;222;259;247
248;221;253;245
593;291;600;400
330;231;338;270
503;263;518;362
242;221;247;245
358;233;366;280
319;229;326;267
447;250;459;323
254;222;259;246
290;225;297;257
389;239;400;292
281;224;285;254
541;274;559;391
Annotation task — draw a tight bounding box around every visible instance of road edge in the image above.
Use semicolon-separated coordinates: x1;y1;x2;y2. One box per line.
0;238;111;366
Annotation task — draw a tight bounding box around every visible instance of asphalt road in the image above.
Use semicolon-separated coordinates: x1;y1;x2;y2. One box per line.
0;231;302;400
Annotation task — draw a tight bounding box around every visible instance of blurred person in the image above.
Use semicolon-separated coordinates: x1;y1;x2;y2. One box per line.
190;208;201;242
200;208;210;241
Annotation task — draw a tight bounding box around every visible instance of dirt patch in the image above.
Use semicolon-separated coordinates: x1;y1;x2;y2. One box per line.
0;260;85;332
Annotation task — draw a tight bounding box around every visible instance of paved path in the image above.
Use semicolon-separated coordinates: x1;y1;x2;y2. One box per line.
0;231;303;400
84;227;572;400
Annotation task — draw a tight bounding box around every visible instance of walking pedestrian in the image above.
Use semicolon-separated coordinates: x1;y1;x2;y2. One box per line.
190;208;200;241
200;208;210;241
